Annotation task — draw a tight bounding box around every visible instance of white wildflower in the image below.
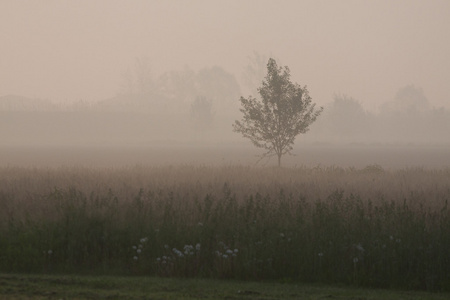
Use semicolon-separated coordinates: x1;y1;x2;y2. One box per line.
356;243;364;252
173;248;184;257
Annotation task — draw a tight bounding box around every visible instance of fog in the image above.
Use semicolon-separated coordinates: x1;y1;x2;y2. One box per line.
1;1;449;168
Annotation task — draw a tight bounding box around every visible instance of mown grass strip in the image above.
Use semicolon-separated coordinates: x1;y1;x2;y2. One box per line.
1;273;449;300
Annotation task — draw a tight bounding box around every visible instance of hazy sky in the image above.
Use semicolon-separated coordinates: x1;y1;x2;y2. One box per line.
1;0;449;110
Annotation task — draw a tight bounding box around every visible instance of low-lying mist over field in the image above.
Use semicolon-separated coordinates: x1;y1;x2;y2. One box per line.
1;1;450;169
1;84;449;168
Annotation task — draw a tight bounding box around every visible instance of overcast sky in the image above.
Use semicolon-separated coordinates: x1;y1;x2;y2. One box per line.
1;0;449;110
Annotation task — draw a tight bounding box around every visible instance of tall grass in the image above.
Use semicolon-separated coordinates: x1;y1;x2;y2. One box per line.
0;165;449;291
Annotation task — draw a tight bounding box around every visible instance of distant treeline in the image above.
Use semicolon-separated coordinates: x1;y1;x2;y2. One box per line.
1;84;449;146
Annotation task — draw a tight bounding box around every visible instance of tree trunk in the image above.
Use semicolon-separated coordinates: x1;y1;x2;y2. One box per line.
277;153;282;167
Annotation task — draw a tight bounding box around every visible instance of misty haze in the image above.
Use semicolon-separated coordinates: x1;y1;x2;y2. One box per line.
1;1;450;297
1;1;450;168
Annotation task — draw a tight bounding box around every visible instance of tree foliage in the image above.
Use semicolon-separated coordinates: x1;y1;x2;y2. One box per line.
233;58;323;166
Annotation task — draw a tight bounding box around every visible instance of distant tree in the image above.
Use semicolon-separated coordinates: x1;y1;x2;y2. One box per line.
158;65;197;104
196;66;241;110
134;57;154;95
156;65;240;111
190;96;214;131
381;84;430;115
241;51;267;96
326;94;370;137
233;58;323;166
119;57;154;96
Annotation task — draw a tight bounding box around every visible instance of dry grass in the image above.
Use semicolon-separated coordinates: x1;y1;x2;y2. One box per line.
0;164;449;291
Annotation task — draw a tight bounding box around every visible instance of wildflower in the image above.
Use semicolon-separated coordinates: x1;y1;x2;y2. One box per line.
184;245;194;255
280;233;285;238
356;243;365;252
196;243;201;251
47;250;53;255
132;245;137;250
137;249;142;254
318;252;324;257
140;237;148;243
156;257;161;262
226;249;233;255
133;256;138;261
164;244;169;250
222;254;228;259
173;248;184;257
233;249;238;254
353;257;358;263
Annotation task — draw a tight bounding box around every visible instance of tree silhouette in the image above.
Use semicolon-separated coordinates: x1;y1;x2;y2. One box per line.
233;58;323;166
190;96;214;131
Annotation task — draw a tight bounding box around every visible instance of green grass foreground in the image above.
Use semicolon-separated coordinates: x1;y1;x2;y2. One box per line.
1;165;449;291
1;273;449;300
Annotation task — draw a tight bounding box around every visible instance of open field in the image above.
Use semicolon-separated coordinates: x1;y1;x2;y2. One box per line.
1;163;449;292
1;143;450;168
1;273;449;300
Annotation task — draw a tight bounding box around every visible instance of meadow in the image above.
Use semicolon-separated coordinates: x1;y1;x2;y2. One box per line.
0;164;449;292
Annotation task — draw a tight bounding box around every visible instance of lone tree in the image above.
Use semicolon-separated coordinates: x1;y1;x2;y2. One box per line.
233;58;323;166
